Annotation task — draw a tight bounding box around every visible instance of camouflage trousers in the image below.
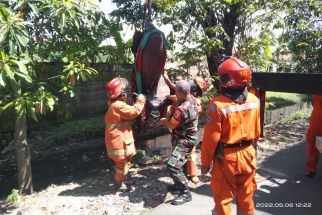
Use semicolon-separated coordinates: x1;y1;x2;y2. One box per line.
167;142;194;190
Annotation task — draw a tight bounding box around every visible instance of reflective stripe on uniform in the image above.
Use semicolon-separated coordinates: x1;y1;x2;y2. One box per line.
220;102;259;115
107;149;126;156
106;121;132;129
134;103;144;112
116;168;124;174
124;162;129;174
107;147;136;156
116;162;130;175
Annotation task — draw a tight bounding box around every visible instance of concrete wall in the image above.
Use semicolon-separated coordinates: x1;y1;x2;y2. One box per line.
75;64;132;116
75;63;172;116
264;102;312;125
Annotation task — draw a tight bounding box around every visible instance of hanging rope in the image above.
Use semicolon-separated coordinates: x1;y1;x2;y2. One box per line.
144;0;152;22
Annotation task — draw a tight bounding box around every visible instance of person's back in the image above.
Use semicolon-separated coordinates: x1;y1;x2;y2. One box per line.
172;95;198;146
209;93;260;144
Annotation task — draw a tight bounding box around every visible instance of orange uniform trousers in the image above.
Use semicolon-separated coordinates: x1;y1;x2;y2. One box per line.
187;147;197;177
306;95;322;172
211;145;256;215
202;93;260;215
108;147;135;181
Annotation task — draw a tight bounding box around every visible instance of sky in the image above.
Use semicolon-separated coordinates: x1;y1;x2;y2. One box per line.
94;0;172;44
94;0;117;14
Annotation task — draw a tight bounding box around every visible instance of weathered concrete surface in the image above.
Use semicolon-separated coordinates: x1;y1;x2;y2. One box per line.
265;102;312;124
144;127;205;157
145;140;322;215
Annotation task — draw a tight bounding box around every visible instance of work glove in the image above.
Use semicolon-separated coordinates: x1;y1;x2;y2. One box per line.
137;94;146;104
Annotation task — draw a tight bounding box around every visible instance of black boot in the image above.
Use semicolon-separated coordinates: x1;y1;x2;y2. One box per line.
306;171;316;178
170;190;192;205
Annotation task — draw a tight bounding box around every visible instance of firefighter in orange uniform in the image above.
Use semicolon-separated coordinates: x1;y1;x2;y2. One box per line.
201;57;260;215
305;95;322;177
105;77;146;190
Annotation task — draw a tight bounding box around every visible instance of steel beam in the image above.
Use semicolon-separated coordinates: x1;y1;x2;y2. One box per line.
252;72;322;95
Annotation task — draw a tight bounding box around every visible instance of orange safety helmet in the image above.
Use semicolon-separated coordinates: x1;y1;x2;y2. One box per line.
218;57;251;88
106;77;128;99
194;77;208;93
190;77;208;97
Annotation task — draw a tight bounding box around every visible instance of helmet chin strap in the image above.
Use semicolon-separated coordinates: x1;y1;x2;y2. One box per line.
221;87;248;103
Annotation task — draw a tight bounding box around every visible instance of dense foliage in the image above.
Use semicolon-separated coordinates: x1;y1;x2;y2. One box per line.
111;0;321;80
0;0;130;194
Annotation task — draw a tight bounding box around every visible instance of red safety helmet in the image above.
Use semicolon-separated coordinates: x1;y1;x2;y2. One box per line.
218;57;251;88
106;77;128;99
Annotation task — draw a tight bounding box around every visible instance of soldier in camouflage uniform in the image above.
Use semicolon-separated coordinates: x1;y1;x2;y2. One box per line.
160;80;199;205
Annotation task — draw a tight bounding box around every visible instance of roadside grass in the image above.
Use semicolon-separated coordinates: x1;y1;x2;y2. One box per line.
6;189;20;204
266;92;310;110
279;109;311;124
28;115;105;149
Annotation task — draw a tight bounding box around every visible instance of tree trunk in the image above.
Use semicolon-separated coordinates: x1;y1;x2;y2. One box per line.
14;115;33;194
206;53;221;89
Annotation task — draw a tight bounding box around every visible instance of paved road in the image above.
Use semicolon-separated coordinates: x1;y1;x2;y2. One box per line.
145;141;322;215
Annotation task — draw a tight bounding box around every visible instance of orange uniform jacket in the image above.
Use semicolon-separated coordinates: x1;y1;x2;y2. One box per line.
105;96;145;160
201;93;260;167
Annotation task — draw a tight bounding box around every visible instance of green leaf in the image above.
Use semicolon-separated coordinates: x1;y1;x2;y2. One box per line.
15;32;29;47
74;19;79;29
0;101;14;111
9;39;15;55
0;3;12;18
265;45;272;58
296;42;309;47
61;13;66;28
15;72;32;83
4;64;14;79
0;27;9;44
47;97;55;106
13;1;25;10
69;90;74;98
9;79;21;95
28;3;39;16
11;60;28;74
0;49;8;61
29;108;37;121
